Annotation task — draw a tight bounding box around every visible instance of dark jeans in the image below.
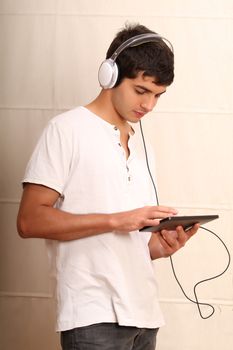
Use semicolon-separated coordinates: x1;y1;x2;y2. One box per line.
60;323;159;350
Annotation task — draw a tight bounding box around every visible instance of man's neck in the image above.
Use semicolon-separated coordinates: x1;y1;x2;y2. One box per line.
85;90;130;132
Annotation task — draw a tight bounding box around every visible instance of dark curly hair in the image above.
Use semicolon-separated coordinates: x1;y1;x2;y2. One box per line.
106;23;174;87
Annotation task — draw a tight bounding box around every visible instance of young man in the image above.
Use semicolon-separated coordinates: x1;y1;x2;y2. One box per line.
17;23;199;350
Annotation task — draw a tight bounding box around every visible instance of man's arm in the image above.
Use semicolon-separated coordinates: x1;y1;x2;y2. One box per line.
148;224;200;260
17;183;179;241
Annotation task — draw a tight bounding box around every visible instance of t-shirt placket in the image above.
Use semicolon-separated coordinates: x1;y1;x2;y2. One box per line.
113;126;132;185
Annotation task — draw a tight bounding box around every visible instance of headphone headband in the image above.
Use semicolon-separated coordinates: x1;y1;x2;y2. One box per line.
110;33;173;62
98;32;173;89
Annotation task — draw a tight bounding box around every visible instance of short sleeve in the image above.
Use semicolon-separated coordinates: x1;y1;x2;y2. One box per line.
23;120;73;194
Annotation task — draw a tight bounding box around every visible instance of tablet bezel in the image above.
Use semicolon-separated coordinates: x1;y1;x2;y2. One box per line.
139;215;219;232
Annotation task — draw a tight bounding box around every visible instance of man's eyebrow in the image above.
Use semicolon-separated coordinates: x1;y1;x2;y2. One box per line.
135;85;167;95
156;90;166;96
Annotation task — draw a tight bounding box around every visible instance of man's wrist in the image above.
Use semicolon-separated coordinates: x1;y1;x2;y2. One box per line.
108;213;119;232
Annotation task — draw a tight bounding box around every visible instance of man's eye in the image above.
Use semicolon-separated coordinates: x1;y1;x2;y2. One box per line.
135;89;145;95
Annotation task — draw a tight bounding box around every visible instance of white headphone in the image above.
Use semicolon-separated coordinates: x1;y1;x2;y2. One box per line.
98;33;173;89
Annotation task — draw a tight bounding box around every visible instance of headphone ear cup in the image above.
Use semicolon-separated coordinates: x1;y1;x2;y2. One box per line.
98;59;119;89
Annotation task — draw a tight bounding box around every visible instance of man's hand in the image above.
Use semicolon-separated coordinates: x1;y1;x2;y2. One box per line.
110;206;178;233
148;223;200;260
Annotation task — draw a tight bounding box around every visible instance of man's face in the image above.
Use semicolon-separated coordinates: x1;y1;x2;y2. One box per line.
111;71;167;123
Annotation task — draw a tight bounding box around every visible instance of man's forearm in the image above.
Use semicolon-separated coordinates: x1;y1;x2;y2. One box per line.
17;205;115;241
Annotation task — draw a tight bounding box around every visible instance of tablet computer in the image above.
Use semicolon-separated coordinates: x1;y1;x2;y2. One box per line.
139;215;219;232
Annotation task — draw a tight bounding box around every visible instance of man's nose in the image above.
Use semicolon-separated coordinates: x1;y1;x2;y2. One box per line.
140;96;156;112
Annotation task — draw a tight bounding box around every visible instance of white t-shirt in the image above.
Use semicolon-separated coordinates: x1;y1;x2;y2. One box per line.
23;106;165;331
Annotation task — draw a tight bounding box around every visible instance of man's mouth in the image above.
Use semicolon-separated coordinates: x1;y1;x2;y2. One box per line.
134;110;145;118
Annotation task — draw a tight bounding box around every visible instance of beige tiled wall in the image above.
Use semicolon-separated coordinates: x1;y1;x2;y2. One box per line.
0;1;232;349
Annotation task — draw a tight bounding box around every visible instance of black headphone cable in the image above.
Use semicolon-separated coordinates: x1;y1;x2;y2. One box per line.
139;120;231;319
